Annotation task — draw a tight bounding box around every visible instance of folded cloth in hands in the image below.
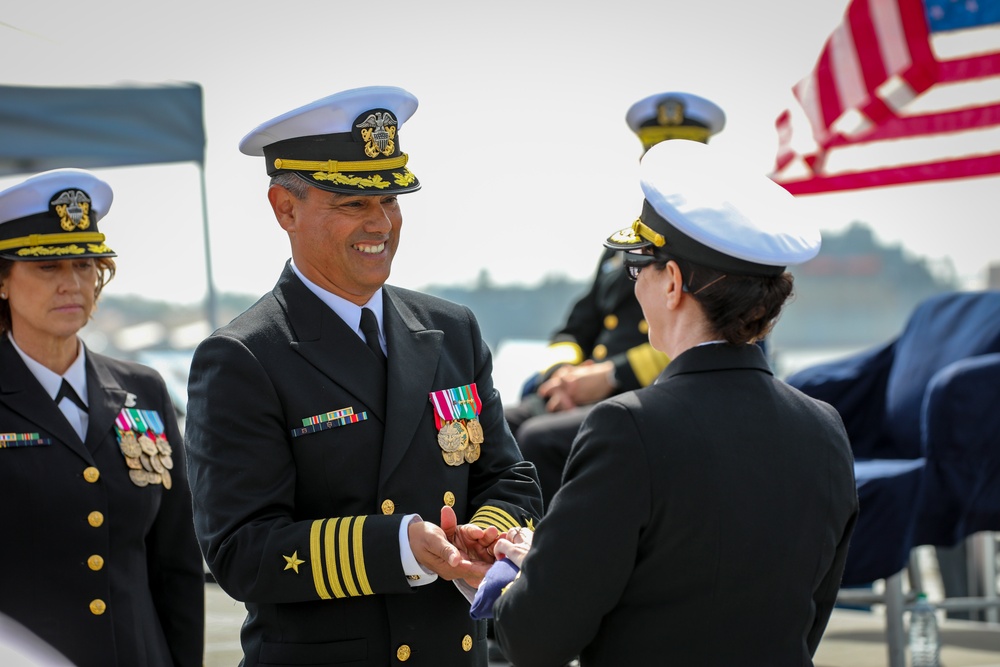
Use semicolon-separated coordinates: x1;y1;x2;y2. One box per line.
470;558;520;620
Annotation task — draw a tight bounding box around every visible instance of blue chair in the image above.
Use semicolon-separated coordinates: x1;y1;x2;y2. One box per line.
786;290;1000;666
922;352;1000;543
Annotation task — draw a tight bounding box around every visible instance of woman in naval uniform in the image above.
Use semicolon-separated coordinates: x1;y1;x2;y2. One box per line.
0;169;204;667
488;140;859;667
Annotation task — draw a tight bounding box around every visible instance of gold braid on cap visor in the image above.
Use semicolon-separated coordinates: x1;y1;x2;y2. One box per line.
273;154;409;174
633;219;666;247
0;232;108;252
637;126;711;150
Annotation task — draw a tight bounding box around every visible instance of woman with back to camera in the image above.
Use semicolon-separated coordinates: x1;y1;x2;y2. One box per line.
0;169;204;666
486;140;859;666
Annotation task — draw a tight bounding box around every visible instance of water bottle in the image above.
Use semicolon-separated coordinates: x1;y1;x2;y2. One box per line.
908;592;941;667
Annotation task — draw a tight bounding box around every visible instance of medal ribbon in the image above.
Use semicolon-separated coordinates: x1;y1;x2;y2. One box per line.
116;410;134;436
429;388;459;430
302;407;354;427
127;408;149;434
0;433;40;441
0;432;48;447
292;411;368;438
430;384;482;428
449;386;476;420
470;383;482;416
144;409;165;437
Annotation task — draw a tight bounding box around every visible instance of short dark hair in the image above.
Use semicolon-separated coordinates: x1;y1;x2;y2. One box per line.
0;257;116;335
673;256;794;345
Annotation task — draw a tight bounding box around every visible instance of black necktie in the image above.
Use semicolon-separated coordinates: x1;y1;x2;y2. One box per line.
56;379;88;413
360;308;387;368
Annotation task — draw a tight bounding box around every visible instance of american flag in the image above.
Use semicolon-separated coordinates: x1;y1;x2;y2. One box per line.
772;0;1000;194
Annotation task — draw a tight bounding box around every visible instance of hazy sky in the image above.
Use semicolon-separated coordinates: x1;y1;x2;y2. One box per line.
2;0;997;306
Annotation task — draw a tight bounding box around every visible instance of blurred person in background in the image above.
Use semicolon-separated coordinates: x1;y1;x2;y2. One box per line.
0;169;204;667
505;92;727;509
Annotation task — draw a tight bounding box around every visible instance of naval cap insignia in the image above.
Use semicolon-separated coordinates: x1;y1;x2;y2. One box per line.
50;189;92;232
355;110;398;158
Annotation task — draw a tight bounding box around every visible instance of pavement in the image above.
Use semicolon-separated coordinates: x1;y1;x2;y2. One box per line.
204;582;1000;666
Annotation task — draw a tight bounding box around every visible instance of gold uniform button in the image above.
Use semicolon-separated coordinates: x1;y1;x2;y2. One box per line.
381;499;395;515
592;344;608;360
89;599;106;615
396;644;411;661
638;320;649;334
462;634;473;651
443;491;456;507
87;555;104;571
82;467;100;483
603;314;619;330
87;511;104;528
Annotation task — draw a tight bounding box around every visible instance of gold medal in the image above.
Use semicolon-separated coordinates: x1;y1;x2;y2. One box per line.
159;454;174;470
139;453;152;472
138;434;158;456
119;431;141;458
128;469;149;487
147;472;163;485
161;468;172;490
155;435;172;456
125;455;143;470
466;418;484;444
437;421;469;453
149;454;165;473
442;449;465;466
464;442;480;464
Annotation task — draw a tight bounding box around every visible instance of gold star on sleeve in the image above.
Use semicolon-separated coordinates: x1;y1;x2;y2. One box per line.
283;551;305;574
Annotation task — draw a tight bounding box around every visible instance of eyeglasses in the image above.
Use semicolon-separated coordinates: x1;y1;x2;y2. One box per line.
623;251;668;282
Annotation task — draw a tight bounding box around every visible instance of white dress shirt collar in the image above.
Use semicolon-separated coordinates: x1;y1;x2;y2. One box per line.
289;261;385;347
8;333;89;440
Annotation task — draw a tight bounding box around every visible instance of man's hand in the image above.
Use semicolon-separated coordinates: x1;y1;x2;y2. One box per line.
539;360;616;412
408;517;491;582
440;505;499;565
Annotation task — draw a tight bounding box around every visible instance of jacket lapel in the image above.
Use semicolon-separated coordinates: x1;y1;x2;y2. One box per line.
84;354;128;454
0;337;92;462
379;287;443;484
276;265;388;422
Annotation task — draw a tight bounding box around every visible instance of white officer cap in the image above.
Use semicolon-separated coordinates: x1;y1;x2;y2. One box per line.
239;86;420;195
626;91;726;151
605;140;821;276
0;168;115;261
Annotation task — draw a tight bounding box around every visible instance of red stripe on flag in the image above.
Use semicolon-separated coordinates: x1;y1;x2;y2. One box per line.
822;102;1000;146
898;0;938;92
938;51;1000;82
776;151;1000;194
851;0;889;91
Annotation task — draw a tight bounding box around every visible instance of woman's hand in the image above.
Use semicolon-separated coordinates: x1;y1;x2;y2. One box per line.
492;526;533;568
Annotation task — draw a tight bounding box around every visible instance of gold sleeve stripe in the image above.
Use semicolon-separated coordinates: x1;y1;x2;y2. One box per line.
352;516;373;595
471;506;519;532
324;519;347;598
310;519;332;600
539;342;584;374
338;518;360;597
626;343;670;387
